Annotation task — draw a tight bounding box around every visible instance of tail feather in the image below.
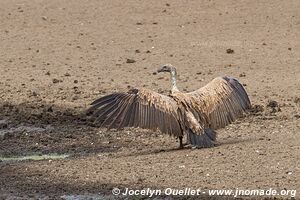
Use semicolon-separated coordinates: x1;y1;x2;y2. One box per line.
187;128;216;148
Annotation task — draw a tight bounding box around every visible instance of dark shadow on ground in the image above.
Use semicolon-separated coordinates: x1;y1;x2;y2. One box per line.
0;164;279;200
0;101;87;126
0;101;123;156
218;138;256;146
0;101;256;161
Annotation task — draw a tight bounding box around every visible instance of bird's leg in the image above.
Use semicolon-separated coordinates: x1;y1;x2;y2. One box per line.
179;136;183;149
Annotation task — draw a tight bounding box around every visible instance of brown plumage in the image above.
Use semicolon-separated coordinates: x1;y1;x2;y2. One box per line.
87;64;251;148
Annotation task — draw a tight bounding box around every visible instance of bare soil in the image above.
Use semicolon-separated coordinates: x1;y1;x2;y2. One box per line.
0;0;299;199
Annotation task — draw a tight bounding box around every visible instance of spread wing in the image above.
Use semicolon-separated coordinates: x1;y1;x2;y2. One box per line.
87;88;182;137
187;76;251;130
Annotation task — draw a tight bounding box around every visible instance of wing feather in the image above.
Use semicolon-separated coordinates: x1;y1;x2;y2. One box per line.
113;95;135;129
187;76;251;129
88;88;182;137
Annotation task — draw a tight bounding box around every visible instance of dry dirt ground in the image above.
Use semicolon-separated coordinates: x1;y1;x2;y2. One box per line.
0;0;299;199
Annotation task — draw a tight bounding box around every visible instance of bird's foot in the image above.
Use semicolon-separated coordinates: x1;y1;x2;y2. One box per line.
179;144;184;149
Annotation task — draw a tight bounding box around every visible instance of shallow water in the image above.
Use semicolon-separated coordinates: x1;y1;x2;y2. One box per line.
0;153;69;162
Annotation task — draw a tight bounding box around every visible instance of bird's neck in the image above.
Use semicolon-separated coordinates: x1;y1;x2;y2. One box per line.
170;70;179;94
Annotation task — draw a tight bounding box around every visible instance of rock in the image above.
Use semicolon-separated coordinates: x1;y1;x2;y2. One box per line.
52;78;61;83
239;72;246;77
267;100;279;108
126;58;136;63
72;96;79;101
267;100;281;113
226;48;234;54
31;91;38;96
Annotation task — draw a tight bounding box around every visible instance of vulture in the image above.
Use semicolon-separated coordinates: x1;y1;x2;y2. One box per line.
87;64;251;149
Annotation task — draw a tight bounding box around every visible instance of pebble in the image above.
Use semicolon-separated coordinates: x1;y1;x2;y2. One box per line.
126;58;136;63
226;48;234;54
52;78;61;84
239;72;246;77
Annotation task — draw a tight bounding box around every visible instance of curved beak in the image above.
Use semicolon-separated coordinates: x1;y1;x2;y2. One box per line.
157;68;164;73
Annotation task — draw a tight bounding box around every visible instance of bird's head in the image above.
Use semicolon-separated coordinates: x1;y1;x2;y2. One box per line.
157;64;176;74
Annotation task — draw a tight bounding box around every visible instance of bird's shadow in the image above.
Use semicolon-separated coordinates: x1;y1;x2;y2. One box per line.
115;137;256;158
218;137;256;146
0;101;257;158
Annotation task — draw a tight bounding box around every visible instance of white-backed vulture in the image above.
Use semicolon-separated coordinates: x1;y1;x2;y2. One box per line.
87;64;251;148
